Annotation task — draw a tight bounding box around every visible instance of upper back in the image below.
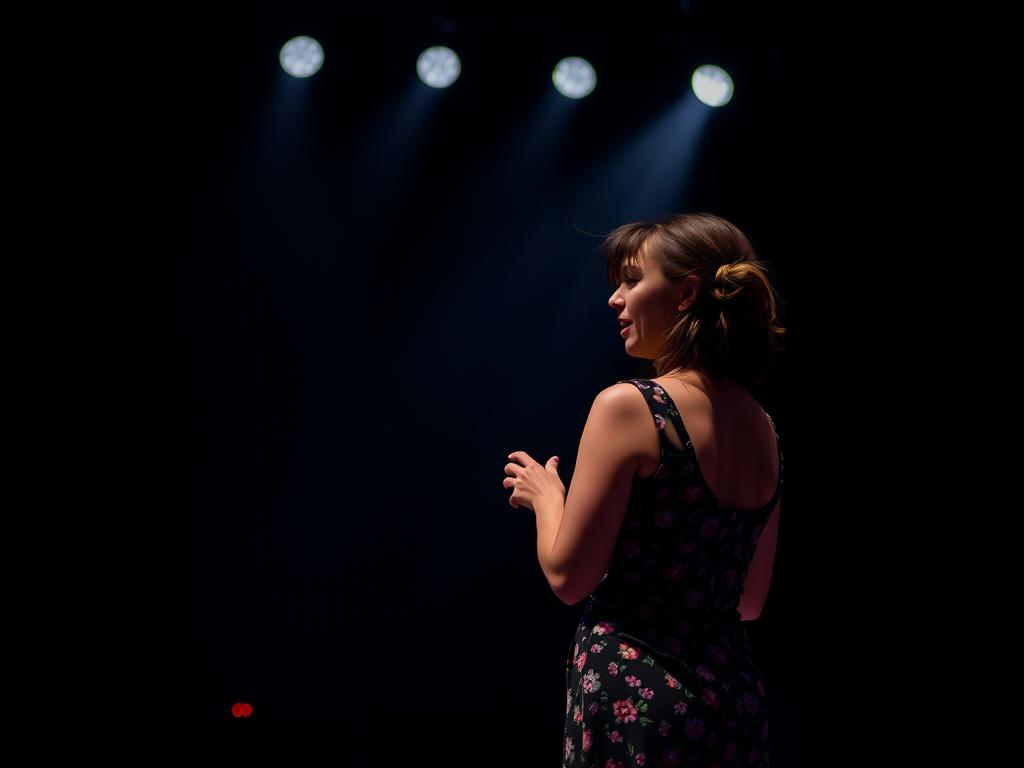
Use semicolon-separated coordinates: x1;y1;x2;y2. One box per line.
651;374;780;512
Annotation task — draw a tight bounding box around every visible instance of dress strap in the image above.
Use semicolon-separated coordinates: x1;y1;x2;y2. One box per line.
620;378;689;458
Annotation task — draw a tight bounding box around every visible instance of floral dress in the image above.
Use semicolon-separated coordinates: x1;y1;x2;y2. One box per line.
562;379;782;768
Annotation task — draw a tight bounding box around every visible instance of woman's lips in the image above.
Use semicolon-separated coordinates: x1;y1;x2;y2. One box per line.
620;324;631;337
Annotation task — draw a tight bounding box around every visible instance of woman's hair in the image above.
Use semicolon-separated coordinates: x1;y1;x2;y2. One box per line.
604;212;785;390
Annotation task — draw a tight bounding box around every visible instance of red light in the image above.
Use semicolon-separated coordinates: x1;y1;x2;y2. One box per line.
231;702;253;718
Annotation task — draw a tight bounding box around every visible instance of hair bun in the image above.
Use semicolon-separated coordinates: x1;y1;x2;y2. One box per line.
711;262;742;304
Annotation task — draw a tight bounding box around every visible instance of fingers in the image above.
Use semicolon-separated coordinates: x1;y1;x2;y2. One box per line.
508;451;534;467
505;454;525;509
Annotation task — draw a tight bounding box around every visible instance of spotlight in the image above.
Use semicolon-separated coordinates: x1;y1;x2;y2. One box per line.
691;65;733;107
417;46;461;88
279;36;324;78
553;57;597;99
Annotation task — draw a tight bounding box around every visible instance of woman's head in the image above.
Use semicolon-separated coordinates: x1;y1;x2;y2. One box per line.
605;212;785;390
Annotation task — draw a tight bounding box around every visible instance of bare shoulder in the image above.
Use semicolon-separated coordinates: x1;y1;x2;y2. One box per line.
593;381;653;421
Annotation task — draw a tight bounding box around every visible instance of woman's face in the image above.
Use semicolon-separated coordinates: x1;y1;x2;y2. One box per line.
608;246;698;360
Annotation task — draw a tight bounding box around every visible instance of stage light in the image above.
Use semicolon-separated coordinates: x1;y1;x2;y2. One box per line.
280;36;324;78
691;65;733;107
417;46;461;88
553;57;596;99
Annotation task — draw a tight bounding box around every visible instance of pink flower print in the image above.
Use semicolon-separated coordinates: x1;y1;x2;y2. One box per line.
607;662;620;675
742;692;760;714
573;643;579;660
701;689;720;709
618;643;639;660
589;702;601;715
609;730;624;743
724;742;738;761
574;651;588;672
664;562;686;581
590;643;603;654
574;705;583;724
699;518;720;538
654;413;666;431
625;674;641;687
623;539;641;558
653;386;665;401
673;701;689;716
612;699;638;724
683;717;705;740
604;759;625;768
664;672;682;689
582;729;592;753
683;484;704;503
654;508;677;528
696;665;716;682
662;746;683;766
635;754;646;766
658;720;672;737
564;737;574;763
640;687;654;700
592;621;614;636
582;669;602;694
709;645;727;663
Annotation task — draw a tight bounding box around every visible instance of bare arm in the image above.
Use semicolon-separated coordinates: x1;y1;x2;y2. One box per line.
738;498;780;621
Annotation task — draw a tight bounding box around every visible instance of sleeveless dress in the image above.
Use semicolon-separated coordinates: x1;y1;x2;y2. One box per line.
561;378;783;768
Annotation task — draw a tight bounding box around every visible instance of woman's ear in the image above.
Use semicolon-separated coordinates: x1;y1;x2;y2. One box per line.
676;274;701;312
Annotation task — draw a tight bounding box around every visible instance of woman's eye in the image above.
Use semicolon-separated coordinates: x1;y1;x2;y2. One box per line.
623;277;638;284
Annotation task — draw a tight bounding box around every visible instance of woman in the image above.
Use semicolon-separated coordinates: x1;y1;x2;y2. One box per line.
502;212;785;767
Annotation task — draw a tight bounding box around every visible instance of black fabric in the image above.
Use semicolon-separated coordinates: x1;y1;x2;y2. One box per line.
562;378;783;767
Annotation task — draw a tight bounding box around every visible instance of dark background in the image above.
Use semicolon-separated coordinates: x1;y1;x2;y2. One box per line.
143;1;915;764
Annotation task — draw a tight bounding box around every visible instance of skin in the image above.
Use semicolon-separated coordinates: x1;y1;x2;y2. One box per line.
606;242;700;365
500;242;698;515
502;241;780;612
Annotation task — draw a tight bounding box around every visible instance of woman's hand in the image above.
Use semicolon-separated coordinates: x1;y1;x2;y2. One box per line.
503;451;565;512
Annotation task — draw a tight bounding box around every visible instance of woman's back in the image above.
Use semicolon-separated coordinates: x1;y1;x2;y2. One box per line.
564;377;781;767
648;374;780;513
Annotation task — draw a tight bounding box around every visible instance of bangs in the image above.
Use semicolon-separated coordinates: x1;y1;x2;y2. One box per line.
604;222;659;287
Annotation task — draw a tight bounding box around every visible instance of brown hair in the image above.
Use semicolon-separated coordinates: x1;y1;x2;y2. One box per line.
604;212;785;390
